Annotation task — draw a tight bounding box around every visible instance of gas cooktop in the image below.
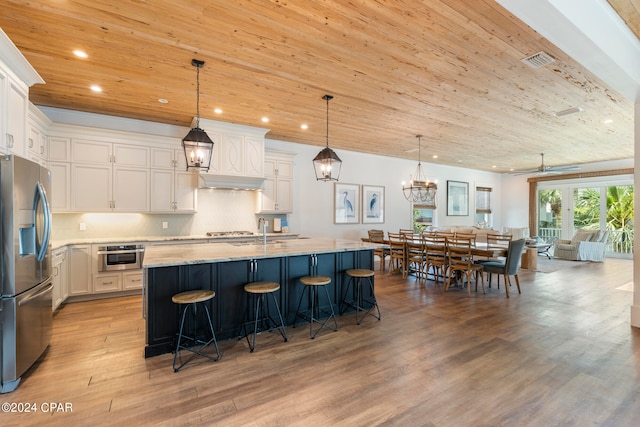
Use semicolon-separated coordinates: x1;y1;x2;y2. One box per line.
206;231;255;237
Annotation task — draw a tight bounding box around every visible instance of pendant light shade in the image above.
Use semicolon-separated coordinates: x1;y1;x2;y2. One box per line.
183;59;214;172
402;135;437;206
313;94;342;181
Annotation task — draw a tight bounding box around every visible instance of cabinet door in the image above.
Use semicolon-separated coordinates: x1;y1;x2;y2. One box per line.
49;162;71;212
71;163;111;211
260;176;276;212
150;147;174;169
221;134;244;175
244;136;264;177
48;137;71;161
72;139;112;164
174;171;197;212
52;253;63;311
150;169;174;212
114;144;149;167
276;177;293;212
0;69;5;155
6;77;28;157
113;166;149;211
69;245;92;296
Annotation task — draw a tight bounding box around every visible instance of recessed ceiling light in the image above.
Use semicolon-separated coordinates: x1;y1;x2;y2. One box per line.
214;108;223;114
301;124;308;130
492;165;497;168
90;85;102;93
604;119;613;124
432;155;438;159
261;117;269;123
73;50;88;58
158;98;168;104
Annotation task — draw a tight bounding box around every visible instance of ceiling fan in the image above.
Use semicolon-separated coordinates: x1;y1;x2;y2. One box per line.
512;153;580;175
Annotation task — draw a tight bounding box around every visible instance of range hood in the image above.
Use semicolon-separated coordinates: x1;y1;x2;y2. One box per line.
198;173;265;190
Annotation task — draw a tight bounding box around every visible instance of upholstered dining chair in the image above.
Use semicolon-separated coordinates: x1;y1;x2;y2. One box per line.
482;238;526;298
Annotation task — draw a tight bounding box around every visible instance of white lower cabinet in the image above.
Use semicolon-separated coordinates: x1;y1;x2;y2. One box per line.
123;271;144;290
93;273;122;293
52;247;68;312
68;245;92;296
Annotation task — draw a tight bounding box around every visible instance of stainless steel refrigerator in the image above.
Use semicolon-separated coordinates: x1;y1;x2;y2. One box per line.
0;155;53;393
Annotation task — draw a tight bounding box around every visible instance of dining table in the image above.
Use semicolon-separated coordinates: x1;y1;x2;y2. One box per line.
361;236;508;277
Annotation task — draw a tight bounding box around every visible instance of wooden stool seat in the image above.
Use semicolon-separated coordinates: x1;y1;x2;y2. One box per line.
244;281;280;294
241;281;287;352
346;269;374;278
300;275;331;286
172;289;220;372
172;289;215;304
294;276;338;338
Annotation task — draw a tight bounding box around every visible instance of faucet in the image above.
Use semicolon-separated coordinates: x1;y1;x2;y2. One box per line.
258;217;267;245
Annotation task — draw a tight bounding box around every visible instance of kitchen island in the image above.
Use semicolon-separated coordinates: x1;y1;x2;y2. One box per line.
143;238;380;357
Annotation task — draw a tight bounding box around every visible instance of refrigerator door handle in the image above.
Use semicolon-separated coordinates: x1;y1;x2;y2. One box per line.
18;282;53;306
34;181;52;262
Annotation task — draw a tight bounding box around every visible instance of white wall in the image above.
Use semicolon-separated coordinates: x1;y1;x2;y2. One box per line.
46;106;632;243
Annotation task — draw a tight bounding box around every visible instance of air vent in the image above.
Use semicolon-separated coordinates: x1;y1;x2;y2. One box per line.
521;51;556;69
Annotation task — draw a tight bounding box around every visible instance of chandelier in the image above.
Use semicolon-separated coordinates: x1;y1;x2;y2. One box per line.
182;59;214;172
313;94;342;181
402;135;437;204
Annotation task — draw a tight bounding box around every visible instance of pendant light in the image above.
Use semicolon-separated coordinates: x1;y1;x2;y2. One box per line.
182;59;214;172
313;94;342;181
402;135;437;205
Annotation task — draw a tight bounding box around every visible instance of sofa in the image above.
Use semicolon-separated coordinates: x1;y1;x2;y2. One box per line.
554;229;609;262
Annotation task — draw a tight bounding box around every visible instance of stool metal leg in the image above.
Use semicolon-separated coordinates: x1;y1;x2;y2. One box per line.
242;292;288;352
294;284;338;339
173;302;220;372
340;276;381;325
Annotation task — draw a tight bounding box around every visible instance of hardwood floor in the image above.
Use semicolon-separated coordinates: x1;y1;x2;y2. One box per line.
2;258;639;426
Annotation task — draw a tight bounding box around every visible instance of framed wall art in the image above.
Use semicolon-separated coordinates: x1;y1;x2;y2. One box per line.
447;180;469;216
334;183;360;224
362;185;384;224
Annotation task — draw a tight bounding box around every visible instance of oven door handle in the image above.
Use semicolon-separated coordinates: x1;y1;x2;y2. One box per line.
96;249;145;255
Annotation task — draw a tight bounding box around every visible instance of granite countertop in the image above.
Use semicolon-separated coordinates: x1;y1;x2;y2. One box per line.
143;238;382;268
50;233;300;250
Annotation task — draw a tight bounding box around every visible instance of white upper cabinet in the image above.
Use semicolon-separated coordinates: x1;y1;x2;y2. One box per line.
150;147;197;213
70;139;149;212
198;118;268;178
0;29;44;158
259;150;294;213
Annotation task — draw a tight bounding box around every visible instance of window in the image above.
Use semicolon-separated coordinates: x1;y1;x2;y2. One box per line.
413;205;434;233
475;186;492;227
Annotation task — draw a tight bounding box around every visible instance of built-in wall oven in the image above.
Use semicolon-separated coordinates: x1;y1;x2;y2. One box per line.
97;244;144;272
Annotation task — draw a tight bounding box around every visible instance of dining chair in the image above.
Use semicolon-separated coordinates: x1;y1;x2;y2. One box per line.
479;233;513;264
454;231;476;247
445;236;485;296
387;232;407;278
405;234;427;282
368;229;389;271
482;238;526;298
424;234;448;285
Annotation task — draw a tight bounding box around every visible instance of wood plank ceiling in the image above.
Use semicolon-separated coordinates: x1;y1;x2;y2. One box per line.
0;0;636;173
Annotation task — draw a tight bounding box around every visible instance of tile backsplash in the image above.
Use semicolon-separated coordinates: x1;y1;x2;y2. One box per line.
51;189;271;240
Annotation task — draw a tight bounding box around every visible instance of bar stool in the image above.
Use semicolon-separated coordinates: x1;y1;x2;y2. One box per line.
340;269;381;325
240;281;288;352
172;289;221;372
294;275;338;339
